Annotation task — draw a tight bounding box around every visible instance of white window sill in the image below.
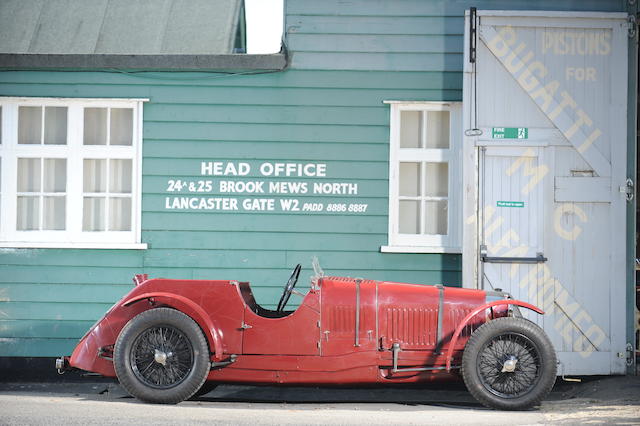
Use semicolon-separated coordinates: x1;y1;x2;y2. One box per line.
0;242;148;250
380;245;461;254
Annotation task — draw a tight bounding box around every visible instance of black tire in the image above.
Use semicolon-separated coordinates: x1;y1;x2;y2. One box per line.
461;317;557;410
190;381;218;399
114;308;210;404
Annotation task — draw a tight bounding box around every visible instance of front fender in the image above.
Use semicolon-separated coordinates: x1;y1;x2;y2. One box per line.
445;300;544;371
123;292;225;361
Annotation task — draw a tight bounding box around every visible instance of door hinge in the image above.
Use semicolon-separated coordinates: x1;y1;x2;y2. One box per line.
240;322;252;330
627;343;635;367
628;14;637;38
619;178;634;201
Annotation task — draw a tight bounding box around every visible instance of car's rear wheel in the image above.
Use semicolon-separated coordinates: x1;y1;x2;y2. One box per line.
461;317;556;410
114;308;210;404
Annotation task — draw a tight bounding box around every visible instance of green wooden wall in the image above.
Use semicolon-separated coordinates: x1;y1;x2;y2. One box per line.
0;0;625;357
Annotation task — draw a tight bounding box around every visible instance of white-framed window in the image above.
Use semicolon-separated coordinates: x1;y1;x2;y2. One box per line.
0;97;147;249
382;102;462;253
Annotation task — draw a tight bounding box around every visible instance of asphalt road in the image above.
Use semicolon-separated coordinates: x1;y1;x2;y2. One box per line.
0;377;638;425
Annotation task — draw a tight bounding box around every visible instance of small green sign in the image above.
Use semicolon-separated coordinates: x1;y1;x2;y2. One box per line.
492;127;528;139
497;201;525;208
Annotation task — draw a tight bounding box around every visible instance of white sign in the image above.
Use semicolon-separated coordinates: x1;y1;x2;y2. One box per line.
163;161;368;214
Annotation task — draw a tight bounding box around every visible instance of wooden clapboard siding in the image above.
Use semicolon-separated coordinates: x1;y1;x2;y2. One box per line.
285;0;621;16
0;338;82;357
0;0;624;357
286;0;622;72
0;69;463;90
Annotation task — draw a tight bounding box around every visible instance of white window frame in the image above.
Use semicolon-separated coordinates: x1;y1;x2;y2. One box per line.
0;97;148;249
382;101;462;254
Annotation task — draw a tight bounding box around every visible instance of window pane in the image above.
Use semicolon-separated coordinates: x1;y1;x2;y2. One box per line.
84;108;107;145
399;200;420;234
44;107;68;145
44;159;67;192
83;197;106;231
424;162;448;197
109;159;132;193
0;106;2;144
424;200;447;235
425;111;449;149
18;106;42;144
83;159;107;192
43;196;66;230
17;196;40;230
109;197;131;231
400;111;421;148
110;108;133;146
399;162;420;196
17;158;41;192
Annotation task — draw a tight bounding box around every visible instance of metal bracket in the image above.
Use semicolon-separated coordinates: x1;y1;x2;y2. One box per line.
390;343;458;373
435;284;444;354
463;8;482;138
354;278;362;347
469;7;477;63
481;252;548;264
620;178;634;201
211;354;237;369
97;345;114;361
133;274;148;286
55;357;70;375
392;343;401;371
628;14;637;38
291;289;306;298
627;343;635;367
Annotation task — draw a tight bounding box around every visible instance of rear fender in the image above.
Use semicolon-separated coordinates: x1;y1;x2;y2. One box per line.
123;292;225;361
445;300;544;371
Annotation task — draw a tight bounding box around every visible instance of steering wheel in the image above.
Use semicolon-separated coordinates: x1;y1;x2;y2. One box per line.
276;264;301;312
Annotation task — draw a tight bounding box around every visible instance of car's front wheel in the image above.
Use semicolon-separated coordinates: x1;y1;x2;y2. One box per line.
114;307;210;404
190;381;218;399
461;317;557;410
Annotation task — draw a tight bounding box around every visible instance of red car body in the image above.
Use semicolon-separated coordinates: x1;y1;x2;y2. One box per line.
68;274;542;385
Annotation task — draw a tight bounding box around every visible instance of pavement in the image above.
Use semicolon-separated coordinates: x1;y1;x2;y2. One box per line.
0;375;639;425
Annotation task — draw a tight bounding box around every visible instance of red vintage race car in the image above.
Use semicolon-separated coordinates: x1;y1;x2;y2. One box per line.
58;264;557;410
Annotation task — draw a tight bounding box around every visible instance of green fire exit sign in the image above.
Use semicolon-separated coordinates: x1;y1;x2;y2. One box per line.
492;127;528;139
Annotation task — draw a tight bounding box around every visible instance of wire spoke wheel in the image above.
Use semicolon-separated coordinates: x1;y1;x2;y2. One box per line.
114;308;211;404
461;317;557;410
130;325;194;389
477;332;541;399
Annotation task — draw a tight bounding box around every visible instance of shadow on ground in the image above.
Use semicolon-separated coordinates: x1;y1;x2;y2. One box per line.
1;374;638;412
